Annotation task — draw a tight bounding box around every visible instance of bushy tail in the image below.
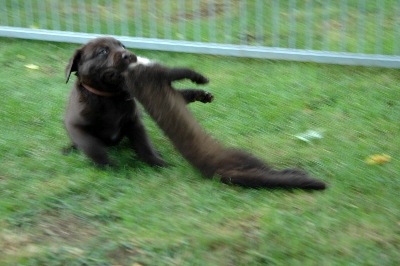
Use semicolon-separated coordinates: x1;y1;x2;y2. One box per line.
216;149;326;190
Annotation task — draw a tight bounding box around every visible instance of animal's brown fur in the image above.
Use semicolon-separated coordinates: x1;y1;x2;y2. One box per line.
123;63;327;190
64;37;213;167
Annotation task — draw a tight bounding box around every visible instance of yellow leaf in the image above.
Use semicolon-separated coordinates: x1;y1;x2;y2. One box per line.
25;64;39;70
365;154;391;165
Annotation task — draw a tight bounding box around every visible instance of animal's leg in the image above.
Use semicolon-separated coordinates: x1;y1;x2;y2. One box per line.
124;119;167;167
179;89;214;104
67;126;112;167
166;68;209;84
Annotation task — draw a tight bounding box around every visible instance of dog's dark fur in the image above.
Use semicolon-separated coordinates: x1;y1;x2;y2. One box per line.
64;37;213;167
123;63;327;190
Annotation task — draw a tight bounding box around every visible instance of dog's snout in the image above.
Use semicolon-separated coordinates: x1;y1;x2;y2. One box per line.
122;52;130;60
121;52;137;63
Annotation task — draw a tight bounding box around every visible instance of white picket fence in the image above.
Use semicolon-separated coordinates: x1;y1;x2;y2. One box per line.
1;0;399;68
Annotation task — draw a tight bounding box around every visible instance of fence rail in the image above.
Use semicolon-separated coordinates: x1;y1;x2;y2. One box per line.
1;0;399;68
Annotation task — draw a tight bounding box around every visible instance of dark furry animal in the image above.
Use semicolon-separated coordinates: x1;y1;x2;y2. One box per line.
64;37;213;167
123;63;327;190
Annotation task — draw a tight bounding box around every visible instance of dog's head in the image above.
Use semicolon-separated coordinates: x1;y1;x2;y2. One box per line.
65;37;137;92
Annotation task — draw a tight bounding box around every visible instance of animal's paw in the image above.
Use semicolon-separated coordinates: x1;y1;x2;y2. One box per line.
191;74;209;85
196;91;214;103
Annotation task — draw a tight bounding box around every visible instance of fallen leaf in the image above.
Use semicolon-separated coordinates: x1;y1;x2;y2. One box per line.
294;130;324;143
25;64;39;70
365;154;391;165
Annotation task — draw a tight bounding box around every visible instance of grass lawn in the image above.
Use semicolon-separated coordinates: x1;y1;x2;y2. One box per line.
0;37;399;265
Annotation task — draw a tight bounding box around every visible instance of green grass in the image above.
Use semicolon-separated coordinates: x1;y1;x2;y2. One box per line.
0;37;399;265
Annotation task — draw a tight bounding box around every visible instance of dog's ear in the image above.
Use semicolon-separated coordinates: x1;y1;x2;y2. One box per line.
65;48;82;83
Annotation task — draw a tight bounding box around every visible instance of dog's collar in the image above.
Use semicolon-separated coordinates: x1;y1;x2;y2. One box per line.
80;83;117;97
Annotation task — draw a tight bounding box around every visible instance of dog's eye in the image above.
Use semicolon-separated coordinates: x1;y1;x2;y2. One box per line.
121;44;126;49
98;48;109;56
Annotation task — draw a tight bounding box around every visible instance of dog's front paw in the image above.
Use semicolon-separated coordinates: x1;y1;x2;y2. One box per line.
196;91;214;103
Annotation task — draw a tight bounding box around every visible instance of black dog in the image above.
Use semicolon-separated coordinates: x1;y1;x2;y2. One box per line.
64;37;213;167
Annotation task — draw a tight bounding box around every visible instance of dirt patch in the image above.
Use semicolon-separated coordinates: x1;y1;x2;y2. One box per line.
107;243;144;265
37;212;97;242
0;229;40;258
1;212;97;260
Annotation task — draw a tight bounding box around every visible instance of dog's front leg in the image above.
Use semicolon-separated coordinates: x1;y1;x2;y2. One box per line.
67;126;112;167
124;118;167;167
